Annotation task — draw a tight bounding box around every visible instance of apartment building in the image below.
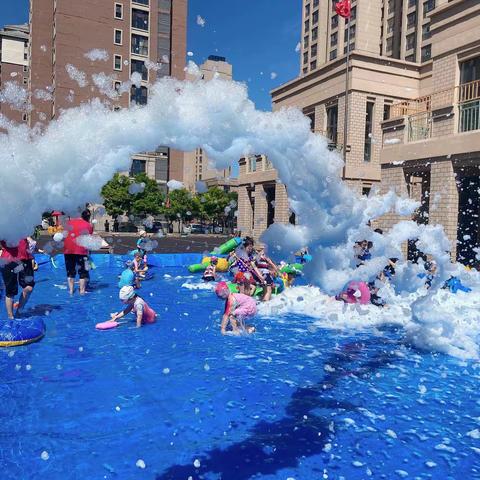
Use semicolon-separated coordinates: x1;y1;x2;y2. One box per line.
238;0;479;260
379;0;480;266
28;0;187;189
183;55;238;192
0;24;30;125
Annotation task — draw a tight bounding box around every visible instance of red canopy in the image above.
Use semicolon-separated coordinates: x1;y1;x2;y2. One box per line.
51;211;63;216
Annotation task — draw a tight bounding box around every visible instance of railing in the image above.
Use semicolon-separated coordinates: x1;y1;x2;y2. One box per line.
408;112;432;141
457;79;480;104
459;101;480;133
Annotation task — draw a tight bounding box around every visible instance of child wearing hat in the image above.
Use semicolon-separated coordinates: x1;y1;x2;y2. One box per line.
111;286;157;328
118;260;137;289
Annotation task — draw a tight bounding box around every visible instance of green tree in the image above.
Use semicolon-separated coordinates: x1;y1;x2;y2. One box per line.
196;187;238;230
101;173;133;218
162;188;197;232
131;173;165;217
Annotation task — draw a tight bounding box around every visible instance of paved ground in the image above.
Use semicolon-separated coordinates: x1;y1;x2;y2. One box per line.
37;233;231;255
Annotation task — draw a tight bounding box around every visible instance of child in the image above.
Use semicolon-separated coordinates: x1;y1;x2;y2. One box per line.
215;281;256;335
118;260;137;289
254;246;279;302
202;257;218;282
233;271;256;296
111;285;157;328
136;230;149;264
133;251;148;281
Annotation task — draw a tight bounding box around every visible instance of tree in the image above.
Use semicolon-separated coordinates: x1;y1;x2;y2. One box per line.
101;173;133;218
131;173;165;218
196;187;238;230
162;188;197;232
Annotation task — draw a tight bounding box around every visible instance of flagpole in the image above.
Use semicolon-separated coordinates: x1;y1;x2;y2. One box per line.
342;17;351;177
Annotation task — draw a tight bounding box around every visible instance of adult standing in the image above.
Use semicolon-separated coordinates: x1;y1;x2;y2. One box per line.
113;217;119;233
63;209;93;295
0;237;36;319
104;219;110;232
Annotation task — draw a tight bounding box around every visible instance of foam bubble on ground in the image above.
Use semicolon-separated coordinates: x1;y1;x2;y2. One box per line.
75;235;105;250
135;459;146;469
181;282;213;291
196;15;206;27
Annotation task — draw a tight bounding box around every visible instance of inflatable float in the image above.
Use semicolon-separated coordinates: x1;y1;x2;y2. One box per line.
210;237;242;255
188;238;242;273
0;318;46;347
226;277;286;297
337;281;371;305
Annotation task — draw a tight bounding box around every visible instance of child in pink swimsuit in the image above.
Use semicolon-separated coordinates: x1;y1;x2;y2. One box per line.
111;286;157;328
215;281;257;335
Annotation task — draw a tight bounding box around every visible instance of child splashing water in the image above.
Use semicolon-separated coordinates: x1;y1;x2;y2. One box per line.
110;286;157;328
215;281;256;335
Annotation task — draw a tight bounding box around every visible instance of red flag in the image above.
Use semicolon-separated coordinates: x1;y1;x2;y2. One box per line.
335;0;351;18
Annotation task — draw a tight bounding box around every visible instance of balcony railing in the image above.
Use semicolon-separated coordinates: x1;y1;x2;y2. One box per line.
459;101;480;133
408;112;432;141
389;79;480;119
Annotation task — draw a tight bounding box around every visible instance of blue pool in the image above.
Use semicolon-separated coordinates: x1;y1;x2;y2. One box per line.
0;255;478;479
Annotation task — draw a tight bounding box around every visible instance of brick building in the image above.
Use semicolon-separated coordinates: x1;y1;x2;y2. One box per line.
237;0;480;264
380;0;480;266
0;24;30;125
27;0;187;189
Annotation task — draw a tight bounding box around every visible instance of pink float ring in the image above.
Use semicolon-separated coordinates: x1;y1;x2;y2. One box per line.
339;281;371;305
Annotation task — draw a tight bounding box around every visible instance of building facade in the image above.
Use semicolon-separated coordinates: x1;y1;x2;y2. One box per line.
27;0;187;188
379;0;480;266
0;24;30;125
238;0;479;258
183;55;237;192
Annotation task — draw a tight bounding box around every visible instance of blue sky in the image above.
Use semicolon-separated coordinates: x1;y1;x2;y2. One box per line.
0;0;301;110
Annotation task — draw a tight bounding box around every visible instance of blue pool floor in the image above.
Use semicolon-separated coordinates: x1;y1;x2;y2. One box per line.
0;257;479;479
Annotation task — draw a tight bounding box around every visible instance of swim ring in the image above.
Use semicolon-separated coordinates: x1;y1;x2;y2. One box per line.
0;318;46;347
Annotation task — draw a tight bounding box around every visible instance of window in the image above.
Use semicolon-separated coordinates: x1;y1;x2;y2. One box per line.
312;27;318;41
303;51;308;64
409;0;416;6
329;49;337;61
131;34;149;56
310;59;317;69
311;44;317;57
114;54;122;70
364;102;374;162
131;85;148;105
406;53;416;62
423;0;435;17
326;104;338;143
114;3;123;19
383;103;391;121
114;29;122;45
406;33;416;50
133;0;149;5
114;81;122;92
23;78;27;85
303;67;308;75
421;44;431;62
131;59;148;81
312;10;318;24
132;9;149;30
388;0;395;13
344;42;355;54
422;24;431;40
331;32;337;47
460;57;480;84
362;187;371;196
249;156;257;172
331;15;338;29
344;24;356;42
305;4;310;16
386;36;393;51
351;6;357;20
23;65;28;72
24;53;28;60
313;0;319;7
407;12;416;28
305;111;315;132
158;0;171;11
130;159;146;176
304;35;309;48
387;18;394;33
304;19;310;32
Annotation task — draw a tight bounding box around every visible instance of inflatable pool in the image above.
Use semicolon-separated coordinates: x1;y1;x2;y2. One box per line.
0;318;46;347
